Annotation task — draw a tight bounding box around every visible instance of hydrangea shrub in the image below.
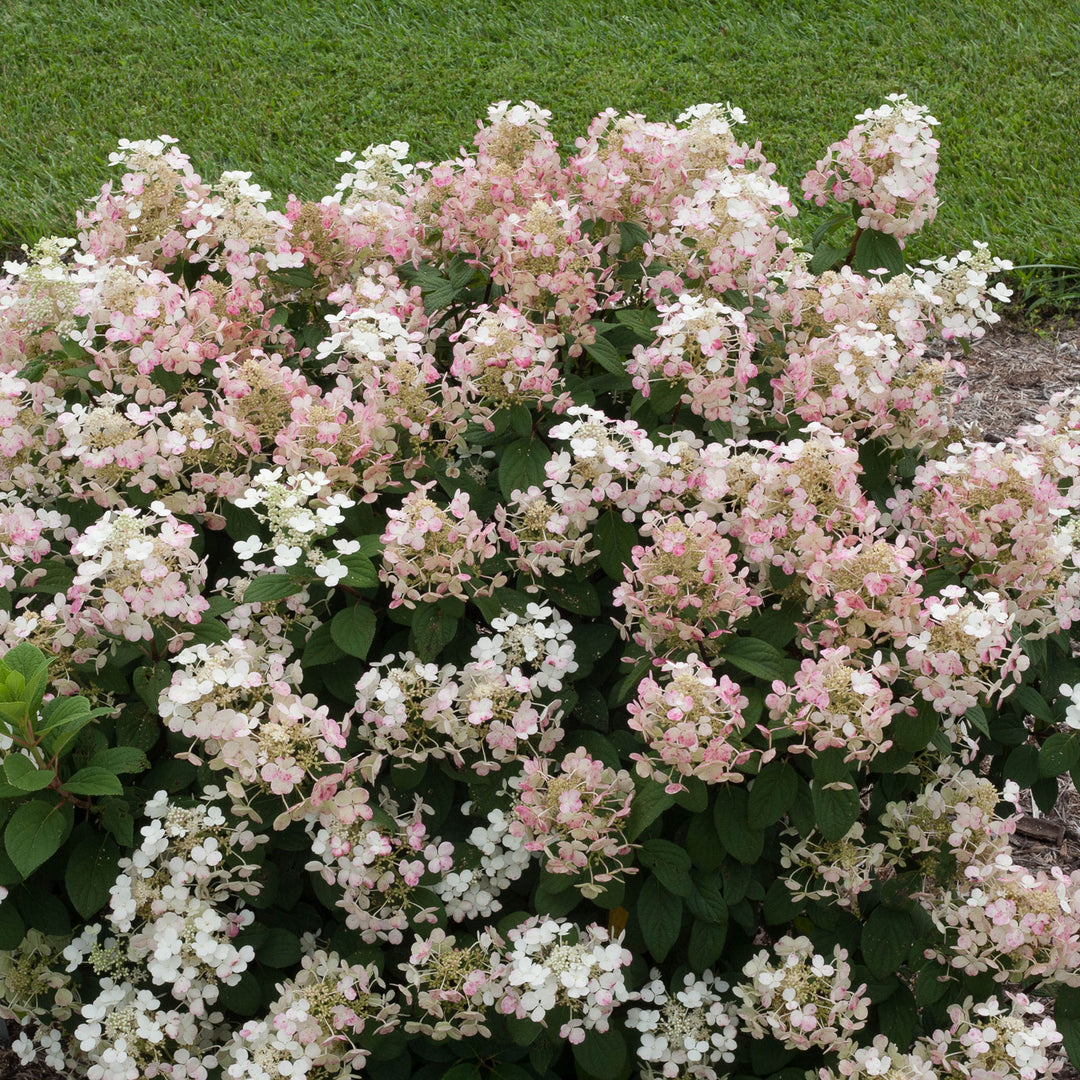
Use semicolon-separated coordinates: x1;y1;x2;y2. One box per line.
0;94;1079;1080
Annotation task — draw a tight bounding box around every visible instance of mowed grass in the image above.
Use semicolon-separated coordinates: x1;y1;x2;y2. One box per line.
1;0;1078;283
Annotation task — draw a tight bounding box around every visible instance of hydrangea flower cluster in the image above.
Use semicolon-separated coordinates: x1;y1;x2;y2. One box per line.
627;652;763;790
817;1034;937;1080
450;304;568;426
735;935;869;1052
779;821;888;912
304;794;450;944
380;482;504;608
434;804;534;922
772;323;960;447
509;747;636;897
57;789;266;1079
628;294;761;429
67;502;208;646
2;98;1075;1080
922;994;1063;1080
626;969;739;1080
499;917;631;1044
613;511;760;654
350;602;573;775
400;927;505;1040
232;468;356;587
221;950;399;1079
925;861;1080;986
766;645;899;761
159;636;358;826
802;93;940;240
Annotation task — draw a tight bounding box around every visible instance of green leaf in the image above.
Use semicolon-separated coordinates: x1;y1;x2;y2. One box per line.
65;828;121;919
809;242;847;275
673;776;708;812
244;574;303;603
1056;986;1080;1067
1;642;49;696
810;211;852;247
473;587;534;622
893;699;939;752
915;962;949;1006
491;1064;533;1080
614;307;660;339
1010;685;1054;725
270;265;316;290
440;1065;481;1080
259;928;302;968
116;708;160;751
38;696;112;759
183;616;232;647
853;228;906;279
862;906;913;978
0;845;22;885
740;606;800;649
62;767;124;797
330;603;377;659
88;747;150;775
216;970;263;1017
572;1025;628;1080
1038;732;1080;778
639;838;693;897
498;437;552;501
0;896;24;948
508;404;534;438
2;755;55;792
412;603;460;661
0;643;49;726
749;1038;796;1075
132;663;172;714
1003;743;1039;788
964;704;990;738
593;511;639;582
505;1014;544;1047
20;558;75;595
533;876;579;918
686;869;728;927
811;754;860;842
573;684;609;730
719;636;791;681
687;918;726;972
338;552;379;588
585;336;628;376
101;799;135;847
686;812;723;871
714;786;764;864
618;220;651;253
610;652;652;707
625;778;674;841
302;622;345;668
878;985;919;1049
638;876;683;961
4;798;73;877
747;761;798;828
533;574;601;616
446;254;478;292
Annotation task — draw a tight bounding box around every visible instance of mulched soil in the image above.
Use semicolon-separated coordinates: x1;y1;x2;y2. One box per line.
0;1022;64;1080
947;320;1080;442
2;318;1080;1079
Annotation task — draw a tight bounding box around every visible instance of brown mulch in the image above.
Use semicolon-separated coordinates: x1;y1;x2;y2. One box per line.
3;319;1080;1078
0;1022;65;1080
955;316;1080;1077
947;319;1080;442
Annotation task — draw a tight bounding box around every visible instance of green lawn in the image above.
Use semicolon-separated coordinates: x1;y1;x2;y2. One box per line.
2;0;1078;290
